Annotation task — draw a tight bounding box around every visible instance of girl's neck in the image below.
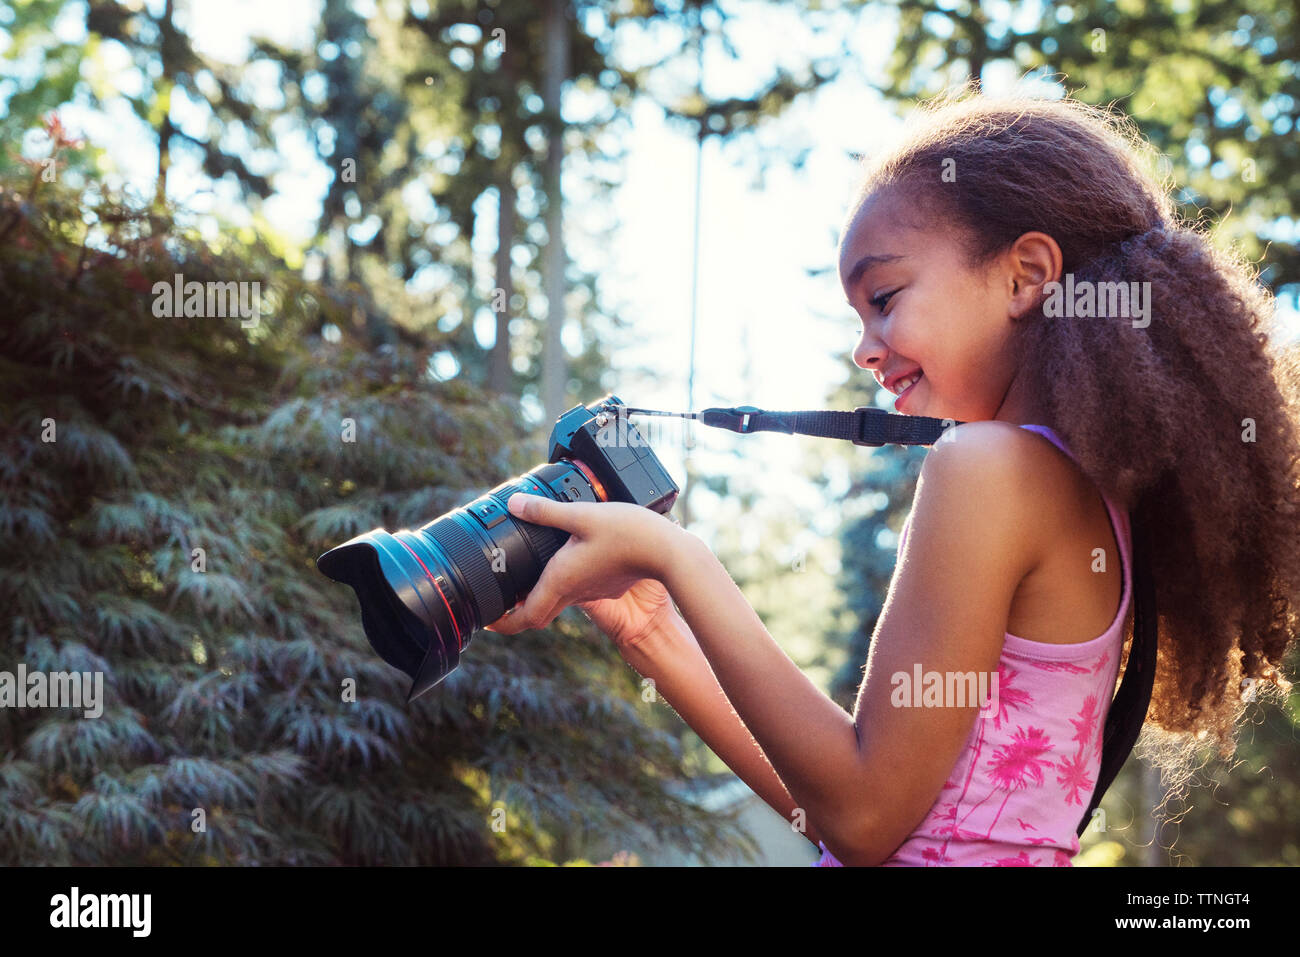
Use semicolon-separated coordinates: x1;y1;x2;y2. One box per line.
991;368;1047;428
992;374;1136;514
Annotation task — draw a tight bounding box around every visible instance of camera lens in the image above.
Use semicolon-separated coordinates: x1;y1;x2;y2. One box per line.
316;459;608;701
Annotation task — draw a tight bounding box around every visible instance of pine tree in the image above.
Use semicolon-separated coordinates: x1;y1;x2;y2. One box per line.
0;141;751;865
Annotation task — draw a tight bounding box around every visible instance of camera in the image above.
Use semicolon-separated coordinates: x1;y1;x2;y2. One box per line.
316;395;680;701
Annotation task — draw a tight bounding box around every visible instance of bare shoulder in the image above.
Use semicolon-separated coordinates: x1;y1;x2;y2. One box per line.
913;420;1078;568
922;421;1070;500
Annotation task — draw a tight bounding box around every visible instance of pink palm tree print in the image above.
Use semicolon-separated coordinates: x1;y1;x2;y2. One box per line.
983;851;1037;866
927;801;990;842
990;664;1032;731
1056;752;1095;806
1070;694;1099;749
987;727;1055;790
920;845;956;865
1058;693;1100;804
1027;660;1092;674
979;726;1055;838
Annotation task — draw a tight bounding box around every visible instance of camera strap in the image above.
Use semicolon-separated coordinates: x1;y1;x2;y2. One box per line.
626;404;958;446
627;402;1156;840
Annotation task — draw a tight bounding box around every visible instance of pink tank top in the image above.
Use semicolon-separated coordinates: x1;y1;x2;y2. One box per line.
814;424;1131;866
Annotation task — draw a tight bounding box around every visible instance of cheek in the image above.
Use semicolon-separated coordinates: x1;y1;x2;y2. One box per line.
890;295;944;365
914;274;997;365
896;317;976;398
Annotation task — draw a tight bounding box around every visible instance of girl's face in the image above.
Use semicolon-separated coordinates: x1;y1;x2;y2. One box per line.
838;185;1035;425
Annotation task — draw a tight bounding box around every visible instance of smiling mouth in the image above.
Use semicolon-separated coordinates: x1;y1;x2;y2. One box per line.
888;371;923;396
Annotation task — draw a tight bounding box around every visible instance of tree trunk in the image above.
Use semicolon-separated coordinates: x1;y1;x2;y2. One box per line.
490;173;516;393
541;0;570;423
490;31;520;394
153;0;177;209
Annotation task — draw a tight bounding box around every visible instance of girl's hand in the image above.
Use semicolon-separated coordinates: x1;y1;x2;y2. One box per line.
572;576;678;651
481;493;683;646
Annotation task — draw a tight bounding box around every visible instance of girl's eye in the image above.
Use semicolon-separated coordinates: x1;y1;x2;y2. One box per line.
869;289;898;312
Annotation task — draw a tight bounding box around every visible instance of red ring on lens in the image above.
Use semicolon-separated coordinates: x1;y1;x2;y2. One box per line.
393;536;464;651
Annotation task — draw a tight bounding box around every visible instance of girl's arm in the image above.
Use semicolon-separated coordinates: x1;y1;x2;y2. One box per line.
616;604;826;851
648;422;1049;865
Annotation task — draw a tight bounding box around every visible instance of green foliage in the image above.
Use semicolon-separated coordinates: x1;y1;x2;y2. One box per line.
0;164;750;865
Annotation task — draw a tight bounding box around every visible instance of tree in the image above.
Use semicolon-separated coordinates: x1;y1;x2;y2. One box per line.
0;152;754;865
84;0;275;206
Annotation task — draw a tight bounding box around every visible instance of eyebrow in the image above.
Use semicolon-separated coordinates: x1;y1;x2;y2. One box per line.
843;253;904;298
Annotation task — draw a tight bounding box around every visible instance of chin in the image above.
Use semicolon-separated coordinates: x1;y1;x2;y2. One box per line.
908;397;960;425
896;388;923;416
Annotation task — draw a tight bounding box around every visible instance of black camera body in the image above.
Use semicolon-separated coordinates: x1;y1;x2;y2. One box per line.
317;395;679;701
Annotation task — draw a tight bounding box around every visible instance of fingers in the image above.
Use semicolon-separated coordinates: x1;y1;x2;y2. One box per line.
482;589;563;635
483;610;530;636
506;493;590;533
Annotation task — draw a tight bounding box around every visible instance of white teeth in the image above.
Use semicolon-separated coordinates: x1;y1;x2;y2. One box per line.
893;372;921;394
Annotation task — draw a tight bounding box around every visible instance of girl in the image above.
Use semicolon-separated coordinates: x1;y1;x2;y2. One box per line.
485;93;1300;866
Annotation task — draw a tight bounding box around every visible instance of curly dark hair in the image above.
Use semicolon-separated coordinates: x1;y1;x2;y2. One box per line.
847;91;1300;785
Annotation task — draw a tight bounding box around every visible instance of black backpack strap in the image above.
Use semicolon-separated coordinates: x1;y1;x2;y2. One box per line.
1077;509;1158;837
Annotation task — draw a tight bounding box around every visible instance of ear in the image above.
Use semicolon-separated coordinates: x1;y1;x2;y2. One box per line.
1003;231;1063;319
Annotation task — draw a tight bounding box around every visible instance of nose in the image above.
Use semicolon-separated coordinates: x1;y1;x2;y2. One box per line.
852;324;887;372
